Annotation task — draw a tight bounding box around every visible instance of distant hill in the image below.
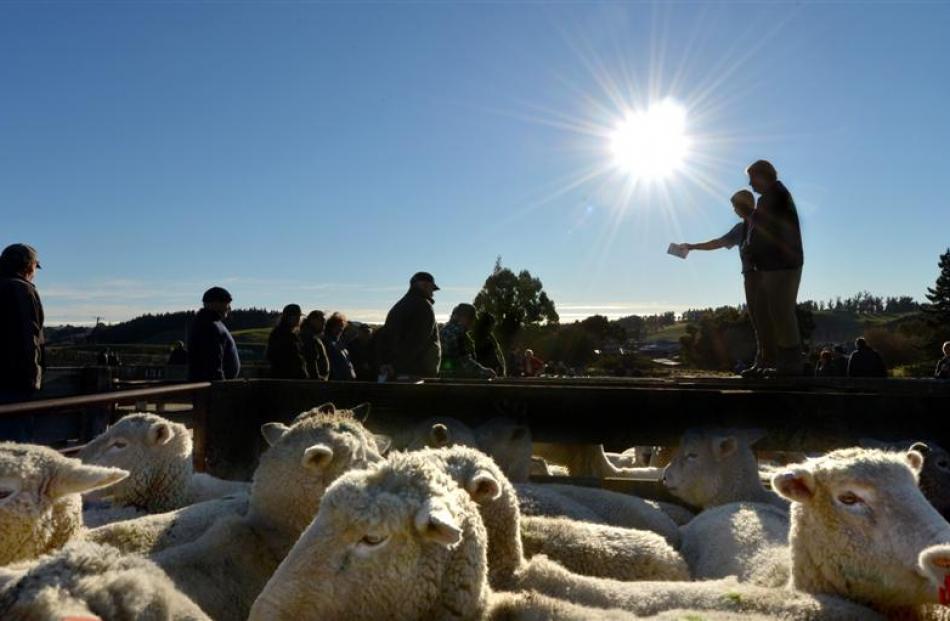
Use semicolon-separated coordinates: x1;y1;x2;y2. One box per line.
72;308;281;345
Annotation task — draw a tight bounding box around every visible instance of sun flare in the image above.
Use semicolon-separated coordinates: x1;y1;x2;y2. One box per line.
610;99;691;181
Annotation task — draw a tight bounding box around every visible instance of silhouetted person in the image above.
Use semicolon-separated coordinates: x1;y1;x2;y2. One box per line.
472;312;506;377
440;303;496;379
523;349;544;377
187;287;240;381
322;312;355;381
815;349;839;377
377;272;441;379
747;160;804;376
831;345;849;376
97;349;110;366
0;243;44;423
107;351;121;367
267;304;308;379
935;342;950;380
847;337;887;378
347;324;376;381
167;341;188;365
299;310;330;381
682;190;768;377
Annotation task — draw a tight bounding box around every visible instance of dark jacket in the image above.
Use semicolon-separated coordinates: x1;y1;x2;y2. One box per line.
299;324;330;381
474;333;506;377
748;181;804;272
267;325;308;380
847;346;887;378
187;308;241;381
167;347;188;365
377;288;441;377
322;334;356;381
0;276;44;393
347;335;376;382
439;321;493;379
936;356;950;380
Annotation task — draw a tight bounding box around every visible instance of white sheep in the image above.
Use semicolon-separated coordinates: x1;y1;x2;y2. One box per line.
473;416;533;483
153;403;387;621
772;446;950;616
533;442;660;479
661;427;786;509
0;442;127;566
0;541;209;620
250;450;656;621
78;412;249;520
678;501;790;587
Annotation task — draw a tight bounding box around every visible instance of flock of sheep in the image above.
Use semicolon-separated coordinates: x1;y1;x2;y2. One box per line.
1;405;950;620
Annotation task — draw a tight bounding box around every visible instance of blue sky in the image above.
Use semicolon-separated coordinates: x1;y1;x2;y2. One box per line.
2;2;949;325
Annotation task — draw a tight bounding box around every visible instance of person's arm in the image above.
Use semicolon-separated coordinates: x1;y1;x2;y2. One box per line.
686;238;729;251
685;222;744;252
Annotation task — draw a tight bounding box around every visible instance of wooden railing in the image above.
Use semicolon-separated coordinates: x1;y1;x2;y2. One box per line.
0;382;212;471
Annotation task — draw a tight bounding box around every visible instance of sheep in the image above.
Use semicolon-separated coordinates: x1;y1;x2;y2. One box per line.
645;499;695;526
860;438;950;520
252;449;877;621
0;541;209;620
250;450;653;621
152;403;387;621
606;446;652;468
473;417;533;483
533;442;661;479
678;501;790;587
771;446;950;616
85;492;249;555
661;427;786;510
0;442;127;566
78;412;249;520
404;415;478;450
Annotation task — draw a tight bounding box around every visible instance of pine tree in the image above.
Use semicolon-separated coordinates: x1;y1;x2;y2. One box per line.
923;248;950;349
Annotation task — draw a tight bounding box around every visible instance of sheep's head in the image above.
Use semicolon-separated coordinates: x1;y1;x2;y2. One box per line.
911;442;950;520
250;451;489;621
405;417;477;451
773;447;950;609
473;417;532;483
662;427;763;508
77;413;192;508
0;443;127;565
250;403;389;535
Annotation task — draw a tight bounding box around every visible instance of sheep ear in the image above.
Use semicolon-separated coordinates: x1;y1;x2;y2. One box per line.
430;424;451;448
907;450;925;473
147;422;174;446
315;402;336;415
351;403;371;423
261;423;290;447
910;442;932;457
466;470;501;504
415;500;462;545
373;434;392;455
714;436;738;459
49;463;128;499
772;467;816;503
510;426;530;442
301;444;334;471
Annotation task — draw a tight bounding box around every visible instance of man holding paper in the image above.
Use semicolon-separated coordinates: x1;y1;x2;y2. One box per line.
677;189;771;377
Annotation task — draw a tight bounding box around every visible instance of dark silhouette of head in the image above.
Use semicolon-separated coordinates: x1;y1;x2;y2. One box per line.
202;286;233;318
746;160;778;194
730;189;755;219
450;303;477;329
305;310;326;333
0;243;40;280
855;337;869;350
410;272;439;299
326;312;347;338
279;304;303;329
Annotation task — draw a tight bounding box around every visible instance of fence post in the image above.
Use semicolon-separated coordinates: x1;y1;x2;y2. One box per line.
191;387;210;473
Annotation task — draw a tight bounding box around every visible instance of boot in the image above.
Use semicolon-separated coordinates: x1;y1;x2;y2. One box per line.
764;347;803;377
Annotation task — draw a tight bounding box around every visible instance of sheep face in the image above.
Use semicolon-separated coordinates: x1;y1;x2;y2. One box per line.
912;442;950;519
474;418;532;483
251;453;489;621
0;443;127;565
662;429;754;507
773;448;950;608
251;407;387;534
78;413;192;506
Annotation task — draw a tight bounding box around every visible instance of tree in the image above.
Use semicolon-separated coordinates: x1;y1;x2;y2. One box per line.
473;257;559;349
923;248;950;349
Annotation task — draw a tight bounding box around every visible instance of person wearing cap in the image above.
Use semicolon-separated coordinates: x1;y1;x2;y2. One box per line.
377;272;442;379
679;190;770;377
266;304;308;379
746;159;805;377
0;243;45;411
187;287;241;381
439;304;496;379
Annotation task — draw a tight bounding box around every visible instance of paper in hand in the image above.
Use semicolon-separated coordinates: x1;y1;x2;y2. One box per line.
667;243;689;259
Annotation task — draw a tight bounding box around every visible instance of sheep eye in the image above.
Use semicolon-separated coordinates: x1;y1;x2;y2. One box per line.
0;489;13;500
109;440;128;450
837;492;863;506
360;533;388;547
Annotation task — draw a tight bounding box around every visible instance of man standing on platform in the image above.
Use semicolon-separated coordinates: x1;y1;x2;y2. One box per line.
187;286;241;381
0;244;44;408
377;272;441;380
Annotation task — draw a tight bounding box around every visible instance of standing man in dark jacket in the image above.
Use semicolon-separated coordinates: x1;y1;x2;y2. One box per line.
378;272;442;379
187;287;241;381
747;160;805;376
266;304;308;379
847;337;888;378
0;244;44;409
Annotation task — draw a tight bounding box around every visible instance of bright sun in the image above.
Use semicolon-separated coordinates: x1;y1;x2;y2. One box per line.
610;99;690;181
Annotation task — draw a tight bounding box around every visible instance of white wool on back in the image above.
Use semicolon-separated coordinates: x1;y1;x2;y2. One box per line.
533;442;655;479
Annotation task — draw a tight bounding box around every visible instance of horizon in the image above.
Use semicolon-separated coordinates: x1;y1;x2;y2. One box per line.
4;3;949;326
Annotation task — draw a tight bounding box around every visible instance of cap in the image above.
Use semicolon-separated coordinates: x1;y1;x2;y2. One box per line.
282;303;303;316
452;303;477;319
410;271;440;291
0;243;41;271
201;286;233;304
